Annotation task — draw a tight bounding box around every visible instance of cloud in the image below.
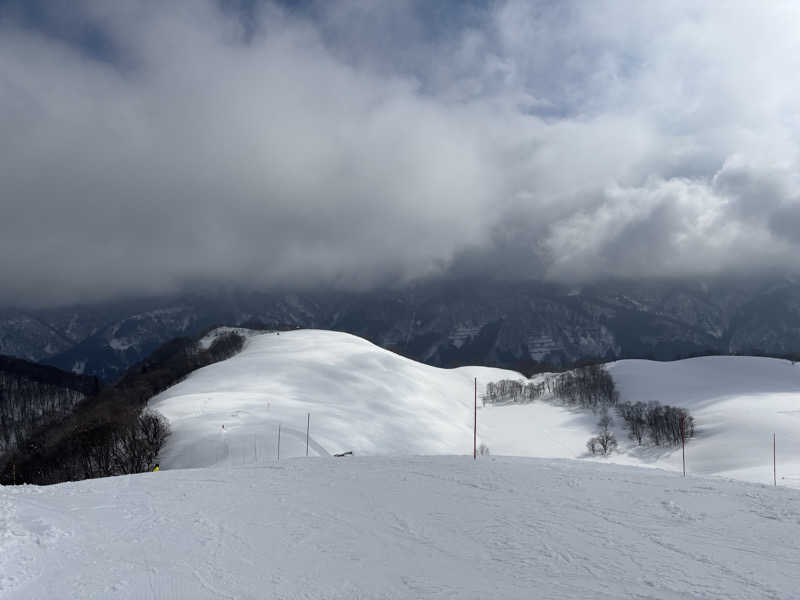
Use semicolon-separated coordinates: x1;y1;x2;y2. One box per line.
2;0;800;306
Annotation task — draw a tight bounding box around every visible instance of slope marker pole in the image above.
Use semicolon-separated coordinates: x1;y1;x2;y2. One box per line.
474;377;477;460
680;416;686;477
306;413;310;457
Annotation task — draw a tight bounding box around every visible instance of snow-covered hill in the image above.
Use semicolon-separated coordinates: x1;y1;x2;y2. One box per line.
150;329;515;468
608;357;800;485
151;329;800;489
3;456;800;599
483;356;800;487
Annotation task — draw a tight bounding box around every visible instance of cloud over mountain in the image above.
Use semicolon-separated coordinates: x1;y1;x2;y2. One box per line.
2;0;800;306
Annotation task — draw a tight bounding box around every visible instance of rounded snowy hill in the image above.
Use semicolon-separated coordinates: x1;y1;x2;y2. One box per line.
152;329;800;488
150;329;516;468
607;357;800;484
481;355;800;486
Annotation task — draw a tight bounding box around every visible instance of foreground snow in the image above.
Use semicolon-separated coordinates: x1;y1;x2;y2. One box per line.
2;457;799;599
151;329;800;489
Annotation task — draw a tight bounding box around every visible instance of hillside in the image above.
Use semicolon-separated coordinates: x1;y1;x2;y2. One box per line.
2;456;799;599
0;355;100;458
483;356;800;487
150;329;514;468
1;332;244;486
151;329;800;489
608;358;800;484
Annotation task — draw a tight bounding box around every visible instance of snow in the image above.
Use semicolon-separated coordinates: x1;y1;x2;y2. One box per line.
525;334;562;360
3;456;800;599
197;326;261;350
71;360;87;375
5;330;800;597
607;357;800;485
448;324;483;349
151;329;515;468
108;338;133;352
152;329;800;489
484;356;800;487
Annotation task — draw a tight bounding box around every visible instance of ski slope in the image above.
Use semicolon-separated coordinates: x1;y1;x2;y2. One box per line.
481;356;800;487
151;329;800;488
609;357;800;485
3;456;800;599
5;331;800;597
150;329;516;468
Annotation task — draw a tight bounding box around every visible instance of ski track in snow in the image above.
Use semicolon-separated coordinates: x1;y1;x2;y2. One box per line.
3;456;800;599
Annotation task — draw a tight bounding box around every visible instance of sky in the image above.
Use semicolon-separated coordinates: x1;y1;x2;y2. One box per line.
2;0;800;307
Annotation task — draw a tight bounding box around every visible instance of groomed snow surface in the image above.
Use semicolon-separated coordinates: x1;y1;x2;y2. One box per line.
3;457;800;599
150;330;516;468
482;355;800;487
151;329;800;488
4;329;800;598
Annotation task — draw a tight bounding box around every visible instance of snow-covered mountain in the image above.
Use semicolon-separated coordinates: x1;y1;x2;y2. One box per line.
151;329;800;489
5;276;800;380
0;310;74;363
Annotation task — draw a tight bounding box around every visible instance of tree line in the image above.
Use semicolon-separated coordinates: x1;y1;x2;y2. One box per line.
483;363;695;454
483;365;617;409
482;379;546;405
0;330;245;485
549;364;618;409
616;401;694;447
0;356;100;455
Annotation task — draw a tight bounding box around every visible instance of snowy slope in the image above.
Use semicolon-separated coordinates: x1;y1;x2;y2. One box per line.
608;357;800;485
3;456;800;599
152;329;800;488
150;329;517;469
480;356;800;487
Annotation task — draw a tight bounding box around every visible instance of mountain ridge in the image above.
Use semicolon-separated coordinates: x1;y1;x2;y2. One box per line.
2;276;800;380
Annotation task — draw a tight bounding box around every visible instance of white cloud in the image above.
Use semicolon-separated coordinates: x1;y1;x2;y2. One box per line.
2;0;800;305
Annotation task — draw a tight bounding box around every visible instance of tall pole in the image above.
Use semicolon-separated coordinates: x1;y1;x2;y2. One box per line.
474;377;477;460
774;433;777;487
277;424;281;461
306;413;310;457
680;416;686;477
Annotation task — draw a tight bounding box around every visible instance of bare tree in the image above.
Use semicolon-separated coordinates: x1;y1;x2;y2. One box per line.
587;410;617;456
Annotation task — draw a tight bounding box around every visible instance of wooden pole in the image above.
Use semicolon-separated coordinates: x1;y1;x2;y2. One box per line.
306;413;310;457
473;377;477;459
681;416;686;477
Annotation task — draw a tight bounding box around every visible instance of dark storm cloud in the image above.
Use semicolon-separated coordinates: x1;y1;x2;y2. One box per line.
769;205;800;244
2;0;800;307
